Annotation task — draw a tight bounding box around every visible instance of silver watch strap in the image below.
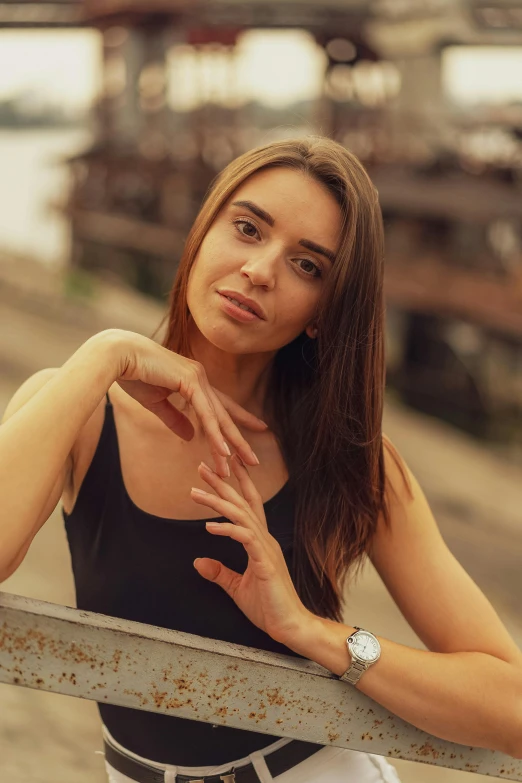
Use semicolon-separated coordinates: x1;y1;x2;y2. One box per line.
340;659;367;685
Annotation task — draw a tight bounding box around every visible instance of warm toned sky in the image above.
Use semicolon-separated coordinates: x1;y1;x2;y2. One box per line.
0;29;521;109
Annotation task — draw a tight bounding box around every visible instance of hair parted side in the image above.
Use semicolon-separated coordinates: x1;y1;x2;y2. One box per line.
162;136;390;621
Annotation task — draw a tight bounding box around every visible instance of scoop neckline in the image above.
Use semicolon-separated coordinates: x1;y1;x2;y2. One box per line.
122;476;290;524
108;391;290;524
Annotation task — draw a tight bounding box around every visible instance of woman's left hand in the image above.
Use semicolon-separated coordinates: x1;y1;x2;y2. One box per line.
191;455;311;646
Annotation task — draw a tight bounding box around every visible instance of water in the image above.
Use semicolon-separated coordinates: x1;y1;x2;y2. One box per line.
0;128;93;266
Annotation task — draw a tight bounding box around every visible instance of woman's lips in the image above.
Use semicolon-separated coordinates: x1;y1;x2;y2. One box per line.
218;293;261;323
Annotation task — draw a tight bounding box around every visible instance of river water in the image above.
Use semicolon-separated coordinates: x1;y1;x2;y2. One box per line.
0;127;92;266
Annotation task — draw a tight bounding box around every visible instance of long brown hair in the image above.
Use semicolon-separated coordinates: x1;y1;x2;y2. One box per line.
163;136;388;621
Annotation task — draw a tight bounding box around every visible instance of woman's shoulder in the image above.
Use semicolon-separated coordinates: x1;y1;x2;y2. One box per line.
65;382;156;512
63;386;115;513
382;433;413;505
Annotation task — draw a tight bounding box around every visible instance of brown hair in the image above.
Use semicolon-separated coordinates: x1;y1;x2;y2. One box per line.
162;136;388;621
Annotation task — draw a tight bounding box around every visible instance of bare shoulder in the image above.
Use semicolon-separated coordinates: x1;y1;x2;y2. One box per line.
65;381;141;512
62;384;114;513
381;434;413;503
370;434;431;558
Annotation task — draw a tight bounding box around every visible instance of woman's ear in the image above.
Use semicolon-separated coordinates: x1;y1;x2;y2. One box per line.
305;323;318;339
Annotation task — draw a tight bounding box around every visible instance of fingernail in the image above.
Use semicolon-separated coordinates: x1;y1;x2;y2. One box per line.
200;461;213;472
250;450;260;465
206;521;219;528
223;463;230;478
191;487;207;495
223;441;231;456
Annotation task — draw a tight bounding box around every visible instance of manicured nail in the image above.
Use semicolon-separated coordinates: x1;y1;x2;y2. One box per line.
206;521;219;528
250;450;260;465
200;461;213;473
223;441;231;456
223;462;230;478
191;487;207;495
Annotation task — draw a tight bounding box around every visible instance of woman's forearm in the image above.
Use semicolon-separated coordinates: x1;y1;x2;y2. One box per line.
289;615;522;758
0;331;121;574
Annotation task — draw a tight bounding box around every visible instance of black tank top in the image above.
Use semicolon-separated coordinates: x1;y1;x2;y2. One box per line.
63;395;298;765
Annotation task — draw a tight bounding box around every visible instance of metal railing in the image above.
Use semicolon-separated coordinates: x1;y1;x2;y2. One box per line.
1;591;521;780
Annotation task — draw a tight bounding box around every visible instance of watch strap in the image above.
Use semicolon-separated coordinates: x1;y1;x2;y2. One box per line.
340;659;367;685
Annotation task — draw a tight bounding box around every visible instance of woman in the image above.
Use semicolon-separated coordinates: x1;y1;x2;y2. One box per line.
1;137;521;783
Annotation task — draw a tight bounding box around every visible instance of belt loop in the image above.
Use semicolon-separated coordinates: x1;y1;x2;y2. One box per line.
164;766;177;783
248;751;274;783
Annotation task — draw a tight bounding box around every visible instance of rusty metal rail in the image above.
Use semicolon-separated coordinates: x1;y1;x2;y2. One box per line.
1;592;521;780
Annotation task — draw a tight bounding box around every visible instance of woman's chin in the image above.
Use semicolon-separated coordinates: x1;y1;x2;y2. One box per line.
193;320;263;355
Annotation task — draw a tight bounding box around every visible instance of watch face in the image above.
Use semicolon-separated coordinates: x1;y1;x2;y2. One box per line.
350;631;380;662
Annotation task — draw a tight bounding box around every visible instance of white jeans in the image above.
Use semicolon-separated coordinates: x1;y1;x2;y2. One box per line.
103;725;401;783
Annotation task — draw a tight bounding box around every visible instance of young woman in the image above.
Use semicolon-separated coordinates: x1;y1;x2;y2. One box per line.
1;137;521;783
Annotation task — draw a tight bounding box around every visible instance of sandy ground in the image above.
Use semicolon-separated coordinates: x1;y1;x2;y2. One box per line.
0;259;521;783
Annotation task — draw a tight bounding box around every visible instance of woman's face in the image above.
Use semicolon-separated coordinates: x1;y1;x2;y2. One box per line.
187;167;342;355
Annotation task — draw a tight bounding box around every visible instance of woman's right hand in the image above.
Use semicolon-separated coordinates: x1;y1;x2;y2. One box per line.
99;329;266;478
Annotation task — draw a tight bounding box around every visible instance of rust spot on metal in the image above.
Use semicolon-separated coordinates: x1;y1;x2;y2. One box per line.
173;677;191;691
151;688;168;709
111;649;122;672
416;742;440;760
265;688;284;707
164;698;184;709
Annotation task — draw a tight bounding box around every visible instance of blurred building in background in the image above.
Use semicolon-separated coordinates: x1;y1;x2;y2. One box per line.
1;0;522;448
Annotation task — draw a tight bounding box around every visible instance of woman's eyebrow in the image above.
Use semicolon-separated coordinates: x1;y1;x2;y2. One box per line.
232;199;274;226
231;199;336;263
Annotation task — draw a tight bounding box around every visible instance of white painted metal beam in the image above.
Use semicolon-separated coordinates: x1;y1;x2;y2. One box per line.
1;592;521;779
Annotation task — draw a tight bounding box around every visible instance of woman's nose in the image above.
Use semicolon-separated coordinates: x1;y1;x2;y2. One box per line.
240;250;279;289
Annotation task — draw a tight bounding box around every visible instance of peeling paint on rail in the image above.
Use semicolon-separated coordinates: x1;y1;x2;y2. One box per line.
1;592;521;780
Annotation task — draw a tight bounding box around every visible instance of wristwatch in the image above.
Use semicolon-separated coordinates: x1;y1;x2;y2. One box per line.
339;627;381;685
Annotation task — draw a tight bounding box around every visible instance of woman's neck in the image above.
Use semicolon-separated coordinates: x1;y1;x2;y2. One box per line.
186;327;275;419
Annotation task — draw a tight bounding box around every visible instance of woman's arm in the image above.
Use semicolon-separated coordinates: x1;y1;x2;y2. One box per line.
0;332;121;581
288;445;522;758
191;448;522;759
0;329;266;583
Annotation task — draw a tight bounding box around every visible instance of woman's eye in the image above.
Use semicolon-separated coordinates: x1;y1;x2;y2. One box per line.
296;258;322;278
234;219;259;239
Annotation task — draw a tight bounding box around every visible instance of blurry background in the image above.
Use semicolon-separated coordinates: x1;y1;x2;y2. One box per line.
0;1;521;782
